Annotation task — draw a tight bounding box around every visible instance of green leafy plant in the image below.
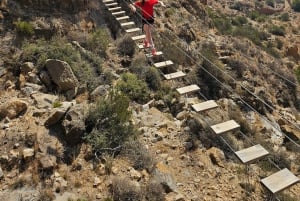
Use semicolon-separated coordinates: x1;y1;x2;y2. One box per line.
86;28;111;56
292;0;300;12
116;73;150;104
15;21;34;36
85;91;137;153
279;13;290;21
53;101;62;108
268;25;285;36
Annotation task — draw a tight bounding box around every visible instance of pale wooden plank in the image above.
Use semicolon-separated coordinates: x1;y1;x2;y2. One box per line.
145;51;163;57
116;16;130;21
112;11;125;16
125;28;141;33
192;100;218;112
154;60;174;68
108;7;121;11
210;120;240;135
235;144;269;164
131;35;146;41
105;2;118;6
176;85;200;95
137;44;144;49
103;0;114;3
261;168;300;194
121;21;135;27
163;71;186;80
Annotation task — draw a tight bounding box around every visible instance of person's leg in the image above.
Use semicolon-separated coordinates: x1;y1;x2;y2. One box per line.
143;23;151;46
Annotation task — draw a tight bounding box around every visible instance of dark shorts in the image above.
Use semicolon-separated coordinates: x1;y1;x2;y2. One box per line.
142;18;155;25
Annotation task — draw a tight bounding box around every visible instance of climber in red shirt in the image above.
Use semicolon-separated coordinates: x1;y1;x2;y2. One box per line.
129;0;165;56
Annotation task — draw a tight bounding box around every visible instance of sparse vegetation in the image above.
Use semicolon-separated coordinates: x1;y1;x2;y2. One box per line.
279;13;290;21
116;73;150;104
85;91;137;154
248;11;267;22
268;25;286;36
121;141;155;171
86;27;111;57
296;66;300;82
117;36;135;57
145;181;165;201
53;101;62;108
292;0;300;12
15;21;34;36
111;177;143;201
21;36;102;91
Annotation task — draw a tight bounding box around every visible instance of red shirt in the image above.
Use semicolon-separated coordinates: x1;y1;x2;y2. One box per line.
135;0;158;19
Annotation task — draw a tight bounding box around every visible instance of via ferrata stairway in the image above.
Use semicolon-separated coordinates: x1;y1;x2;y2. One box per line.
101;0;300;198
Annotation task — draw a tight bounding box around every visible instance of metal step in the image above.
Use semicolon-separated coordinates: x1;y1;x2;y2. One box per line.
103;0;114;3
108;7;121;11
116;16;130;21
163;71;186;80
121;21;135;27
192;100;218;112
112;11;125;16
154;60;174;68
210;120;240;135
131;35;146;41
176;84;200;95
125;28;141;33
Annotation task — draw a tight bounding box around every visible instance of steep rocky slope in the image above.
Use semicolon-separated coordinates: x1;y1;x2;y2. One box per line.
0;0;300;200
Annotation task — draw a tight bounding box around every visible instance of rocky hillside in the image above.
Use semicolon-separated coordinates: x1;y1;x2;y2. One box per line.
0;0;300;200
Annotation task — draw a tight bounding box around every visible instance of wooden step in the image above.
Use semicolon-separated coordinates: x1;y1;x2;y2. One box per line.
176;84;200;95
108;7;121;11
103;0;114;3
138;44;144;49
121;21;135;27
192;100;218;112
163;71;186;80
210;120;240;135
131;35;146;41
116;16;130;21
235;144;269;164
154;60;174;68
105;2;118;7
125;28;141;33
261;168;300;194
112;11;125;16
145;51;163;57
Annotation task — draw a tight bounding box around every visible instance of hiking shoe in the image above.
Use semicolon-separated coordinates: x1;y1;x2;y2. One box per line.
144;40;150;48
151;48;157;56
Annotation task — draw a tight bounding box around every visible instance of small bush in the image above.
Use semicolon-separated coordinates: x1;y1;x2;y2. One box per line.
86;28;111;56
145;67;161;90
279;13;290;21
165;8;176;17
248;11;267;22
117;36;135;57
122;141;155;171
232;16;248;26
15;21;34;36
292;0;300;12
53;101;62;108
116;73;150;104
85;91;137;153
233;25;269;46
145;181;165;201
266;0;275;7
129;52;148;79
268;25;285;36
296;67;300;82
111;177;143;201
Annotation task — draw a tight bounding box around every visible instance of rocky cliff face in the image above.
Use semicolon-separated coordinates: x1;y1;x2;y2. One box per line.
0;0;299;200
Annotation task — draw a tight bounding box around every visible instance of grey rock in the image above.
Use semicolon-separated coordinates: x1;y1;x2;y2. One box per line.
27;72;41;84
45;59;79;91
39;155;56;170
44;101;73;126
31;93;59;109
0;99;28;119
176;111;188;120
21;62;34;74
91;85;110;99
153;167;177;193
23;148;34;159
0;166;3;179
39;70;53;89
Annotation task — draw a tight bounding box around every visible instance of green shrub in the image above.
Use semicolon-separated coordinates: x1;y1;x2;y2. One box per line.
116;73;150;104
165;8;176;17
211;16;233;35
232;16;248;26
21;37;102;92
15;21;34;36
117;36;135;57
233;25;269;46
292;0;300;12
53;101;62;108
279;13;290;21
268;25;285;36
145;181;165;201
266;0;275;7
145;67;161;90
295;67;300;82
86;28;111;56
85;91;137;153
248;11;267;22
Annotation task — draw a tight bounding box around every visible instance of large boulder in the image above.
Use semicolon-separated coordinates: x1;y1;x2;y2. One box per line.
0;99;28;119
45;59;79;92
62;104;87;145
44;101;73;127
31;93;59;109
